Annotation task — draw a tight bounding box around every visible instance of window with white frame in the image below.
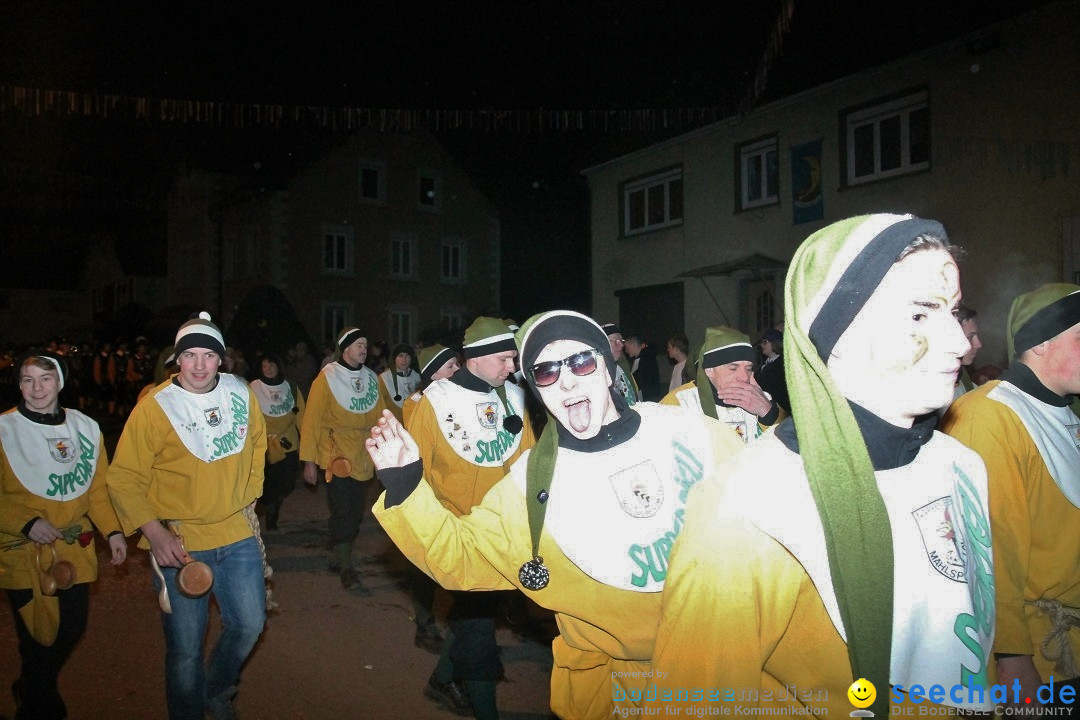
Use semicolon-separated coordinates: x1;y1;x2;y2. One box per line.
440;237;465;282
322;225;354;274
622;167;683;236
843;89;930;186
323;304;350;349
389;308;413;345
738;136;779;210
390;234;418;279
418;169;442;211
359;158;387;203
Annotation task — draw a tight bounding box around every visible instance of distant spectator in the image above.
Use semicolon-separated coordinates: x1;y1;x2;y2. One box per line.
755;328;789;414
624;335;663;402
667;333;690;393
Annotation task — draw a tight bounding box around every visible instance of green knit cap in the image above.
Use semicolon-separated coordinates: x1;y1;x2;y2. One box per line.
695;326;755;419
463;317;516;358
785;213;948;716
418;344;457;384
1007;283;1080;359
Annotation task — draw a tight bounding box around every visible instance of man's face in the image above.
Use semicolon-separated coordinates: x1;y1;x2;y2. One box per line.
468;350;517;387
960;318;982;367
704;361;755;391
431;356;461;382
623;338;642;359
177;347;222;394
394;352;411;372
533;339;618;440
20;363;61;413
607;333;624;361
666;342;678;360
341;337;368;367
1040;321;1080;396
828;249;968;426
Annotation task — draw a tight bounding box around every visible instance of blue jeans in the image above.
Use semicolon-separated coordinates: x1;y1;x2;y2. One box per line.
152;536;266;720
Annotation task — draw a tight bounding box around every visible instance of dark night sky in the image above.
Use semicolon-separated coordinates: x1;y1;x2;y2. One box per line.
0;1;1048;319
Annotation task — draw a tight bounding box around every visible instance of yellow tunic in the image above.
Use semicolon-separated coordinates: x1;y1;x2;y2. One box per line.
299;364;391;482
375;405;743;719
107;378;266;552
942;379;1080;681
401;391;422;429
0;408;121;590
252;380;306;463
408;381;534;516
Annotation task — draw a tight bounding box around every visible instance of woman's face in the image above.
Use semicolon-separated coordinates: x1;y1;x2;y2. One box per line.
261;358;279;380
20;363;61;414
431;357;460;382
531;339;619;439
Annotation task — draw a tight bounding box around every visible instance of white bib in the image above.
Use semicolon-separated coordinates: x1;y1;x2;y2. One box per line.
322;362;381;414
0;409;102;501
989;381;1080;507
380;368;421;408
154;374;252;463
538;404;712;593
424;379;525;467
736;433;995;711
250;379;295;418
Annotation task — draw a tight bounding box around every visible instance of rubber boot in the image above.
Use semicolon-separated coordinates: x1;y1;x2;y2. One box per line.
464;680;499;720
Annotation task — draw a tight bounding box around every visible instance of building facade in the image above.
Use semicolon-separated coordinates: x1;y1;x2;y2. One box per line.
168;128;501;354
584;1;1080;373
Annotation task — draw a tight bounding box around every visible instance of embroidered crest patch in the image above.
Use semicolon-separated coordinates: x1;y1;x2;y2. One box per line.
913;496;967;582
204;408;222;427
476;402;499;430
608;460;665;518
352;376;365;393
48;437;75;463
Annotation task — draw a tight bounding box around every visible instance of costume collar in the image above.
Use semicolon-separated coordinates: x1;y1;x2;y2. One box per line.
450;366;491;393
259;375;285;386
776;401;935;470
1000;362;1071;406
17;403;65;426
336;358;363;372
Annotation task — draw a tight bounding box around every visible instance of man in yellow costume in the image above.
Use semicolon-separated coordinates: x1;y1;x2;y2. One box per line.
943;283;1080;710
648;215;996;716
108;312;267;720
662;325;782;444
365;310;743;720
404;317;534;718
300;327;391;591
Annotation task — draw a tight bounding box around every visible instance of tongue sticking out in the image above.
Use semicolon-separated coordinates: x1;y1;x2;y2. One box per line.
566;399;592;433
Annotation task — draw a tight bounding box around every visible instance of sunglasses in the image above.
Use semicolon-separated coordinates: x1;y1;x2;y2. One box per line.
529;348;603;387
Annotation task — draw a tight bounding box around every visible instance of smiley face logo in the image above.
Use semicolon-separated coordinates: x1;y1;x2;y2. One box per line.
847;678;876;709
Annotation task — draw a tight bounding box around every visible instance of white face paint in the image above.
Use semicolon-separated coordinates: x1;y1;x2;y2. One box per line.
828;249;968;426
533;339;620;440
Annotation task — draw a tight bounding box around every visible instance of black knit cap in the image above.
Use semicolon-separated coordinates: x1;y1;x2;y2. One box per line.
336;327;366;352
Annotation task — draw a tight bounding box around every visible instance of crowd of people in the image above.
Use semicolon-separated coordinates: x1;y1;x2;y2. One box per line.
1;212;1078;720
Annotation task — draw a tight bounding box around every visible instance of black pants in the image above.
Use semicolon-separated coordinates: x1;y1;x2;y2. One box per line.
447;590;503;682
325;473;373;544
262;451;299;521
7;583;90;720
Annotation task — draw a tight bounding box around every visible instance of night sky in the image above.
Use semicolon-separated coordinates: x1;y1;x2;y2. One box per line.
0;1;1047;320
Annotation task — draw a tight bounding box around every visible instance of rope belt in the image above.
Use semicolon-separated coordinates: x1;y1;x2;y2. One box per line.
1028;597;1080;678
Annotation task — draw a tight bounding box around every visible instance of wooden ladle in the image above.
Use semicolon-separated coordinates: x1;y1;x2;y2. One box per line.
35;544;57;596
174;534;213;599
149;553;172;614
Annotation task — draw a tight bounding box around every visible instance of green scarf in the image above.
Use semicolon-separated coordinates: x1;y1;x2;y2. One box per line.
785;214;896;716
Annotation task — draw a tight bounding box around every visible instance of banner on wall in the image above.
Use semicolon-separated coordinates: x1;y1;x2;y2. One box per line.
791;139;824;225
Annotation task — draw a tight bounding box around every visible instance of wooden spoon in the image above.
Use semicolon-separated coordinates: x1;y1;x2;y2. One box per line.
35;544;57;596
149;553;172;614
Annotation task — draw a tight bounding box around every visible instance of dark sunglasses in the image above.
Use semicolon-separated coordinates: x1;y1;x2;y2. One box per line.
529;348;603;387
